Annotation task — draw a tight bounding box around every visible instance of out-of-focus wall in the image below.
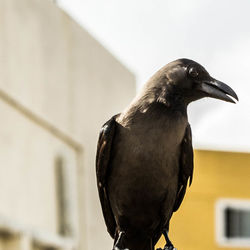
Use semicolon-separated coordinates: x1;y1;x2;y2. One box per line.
0;0;136;249
156;150;250;250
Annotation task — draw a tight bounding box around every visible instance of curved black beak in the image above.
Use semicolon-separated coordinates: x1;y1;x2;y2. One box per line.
198;78;239;103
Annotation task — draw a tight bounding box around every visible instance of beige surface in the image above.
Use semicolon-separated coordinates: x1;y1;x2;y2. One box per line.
0;0;136;249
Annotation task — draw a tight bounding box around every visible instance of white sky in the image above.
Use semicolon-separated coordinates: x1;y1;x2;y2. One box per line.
57;0;250;151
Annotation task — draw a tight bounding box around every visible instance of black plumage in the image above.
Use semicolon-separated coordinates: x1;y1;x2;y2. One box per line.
96;58;238;250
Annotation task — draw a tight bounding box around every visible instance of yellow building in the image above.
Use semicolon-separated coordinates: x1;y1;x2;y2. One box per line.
157;149;250;250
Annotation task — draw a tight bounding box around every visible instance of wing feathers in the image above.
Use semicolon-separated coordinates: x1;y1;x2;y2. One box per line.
96;114;119;238
173;124;194;212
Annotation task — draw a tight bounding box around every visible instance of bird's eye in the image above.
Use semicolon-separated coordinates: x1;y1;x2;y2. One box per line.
188;67;199;78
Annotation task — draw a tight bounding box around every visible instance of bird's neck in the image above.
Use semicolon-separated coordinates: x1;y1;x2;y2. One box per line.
146;83;188;113
117;87;188;127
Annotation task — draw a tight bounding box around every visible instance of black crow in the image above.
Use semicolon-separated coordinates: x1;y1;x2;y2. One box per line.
96;58;238;250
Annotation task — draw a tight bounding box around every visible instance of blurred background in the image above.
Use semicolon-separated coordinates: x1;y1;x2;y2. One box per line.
0;0;249;250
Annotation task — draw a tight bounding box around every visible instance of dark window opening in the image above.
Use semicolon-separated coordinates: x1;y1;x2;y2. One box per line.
225;207;250;238
55;156;72;237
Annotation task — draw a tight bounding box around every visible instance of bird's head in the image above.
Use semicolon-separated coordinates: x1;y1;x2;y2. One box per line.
152;58;238;106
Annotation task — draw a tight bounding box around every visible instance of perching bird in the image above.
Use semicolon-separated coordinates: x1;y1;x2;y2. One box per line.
96;58;238;250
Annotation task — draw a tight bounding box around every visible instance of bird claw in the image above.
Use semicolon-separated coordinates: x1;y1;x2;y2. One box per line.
163;246;177;250
113;247;129;250
156;247;177;250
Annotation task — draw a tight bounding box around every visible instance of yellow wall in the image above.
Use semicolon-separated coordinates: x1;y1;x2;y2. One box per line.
156;150;250;250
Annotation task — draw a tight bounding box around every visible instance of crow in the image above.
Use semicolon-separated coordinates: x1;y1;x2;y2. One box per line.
96;58;238;250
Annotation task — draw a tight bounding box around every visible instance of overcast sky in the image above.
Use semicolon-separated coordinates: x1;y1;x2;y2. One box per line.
57;0;250;151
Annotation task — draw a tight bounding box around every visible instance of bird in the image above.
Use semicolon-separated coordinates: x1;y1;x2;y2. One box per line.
96;58;238;250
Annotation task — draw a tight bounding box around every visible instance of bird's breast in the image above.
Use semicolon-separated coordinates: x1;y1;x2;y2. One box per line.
109;111;187;199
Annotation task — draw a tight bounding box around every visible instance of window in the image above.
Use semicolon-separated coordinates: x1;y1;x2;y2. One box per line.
55;156;74;237
225;207;250;238
216;199;250;247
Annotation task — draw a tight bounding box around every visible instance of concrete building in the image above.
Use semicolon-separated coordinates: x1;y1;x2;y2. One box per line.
0;0;135;250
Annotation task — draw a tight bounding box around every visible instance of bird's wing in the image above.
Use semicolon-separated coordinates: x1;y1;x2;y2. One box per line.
173;123;194;212
96;114;119;238
152;124;193;247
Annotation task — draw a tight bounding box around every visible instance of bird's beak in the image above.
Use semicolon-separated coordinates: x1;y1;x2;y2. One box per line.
198;78;239;103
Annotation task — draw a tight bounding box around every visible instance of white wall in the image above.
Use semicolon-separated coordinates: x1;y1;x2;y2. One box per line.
0;0;136;249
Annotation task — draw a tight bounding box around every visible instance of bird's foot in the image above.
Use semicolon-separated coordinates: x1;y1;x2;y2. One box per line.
163;246;177;250
113;231;129;250
113;247;129;250
158;248;173;250
156;247;176;250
